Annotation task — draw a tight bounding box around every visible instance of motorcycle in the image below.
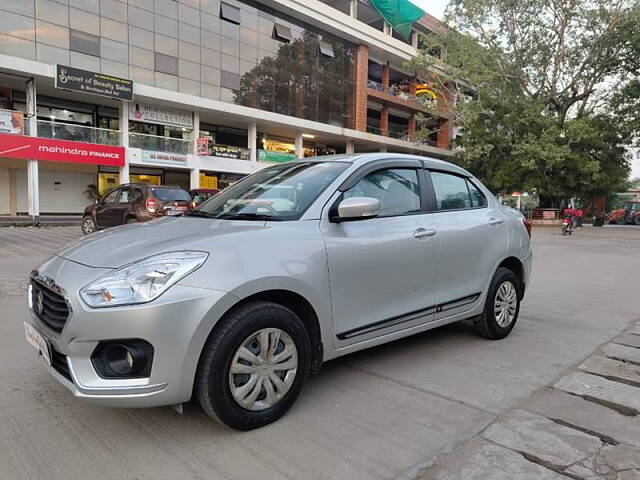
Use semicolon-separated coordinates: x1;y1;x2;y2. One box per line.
562;215;575;235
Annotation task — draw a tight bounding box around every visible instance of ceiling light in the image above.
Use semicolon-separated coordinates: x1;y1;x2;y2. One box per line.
302;133;315;139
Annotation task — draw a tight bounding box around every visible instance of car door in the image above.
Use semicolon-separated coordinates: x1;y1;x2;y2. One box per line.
428;170;508;320
95;187;122;227
321;162;439;347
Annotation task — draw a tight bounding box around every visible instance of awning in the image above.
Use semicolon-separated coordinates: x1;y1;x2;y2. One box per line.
368;0;425;39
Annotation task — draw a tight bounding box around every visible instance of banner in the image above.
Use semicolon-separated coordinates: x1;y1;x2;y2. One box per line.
196;137;209;155
129;102;193;129
0;133;124;166
259;149;297;163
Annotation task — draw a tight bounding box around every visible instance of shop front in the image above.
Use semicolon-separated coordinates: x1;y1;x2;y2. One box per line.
129;102;193;155
0;133;124;215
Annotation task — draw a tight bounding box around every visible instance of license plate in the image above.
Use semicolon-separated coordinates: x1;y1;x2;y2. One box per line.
24;322;51;366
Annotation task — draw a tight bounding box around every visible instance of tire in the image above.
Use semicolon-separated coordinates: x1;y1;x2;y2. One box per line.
81;216;96;235
616;217;626;225
195;301;311;430
634;216;640;226
474;267;521;340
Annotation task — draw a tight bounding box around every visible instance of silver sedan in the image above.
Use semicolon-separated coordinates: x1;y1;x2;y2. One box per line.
25;153;532;430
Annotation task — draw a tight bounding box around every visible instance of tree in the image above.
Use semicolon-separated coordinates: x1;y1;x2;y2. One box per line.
409;0;640;207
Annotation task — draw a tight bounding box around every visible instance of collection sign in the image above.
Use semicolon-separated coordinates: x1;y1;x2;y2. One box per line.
55;65;133;101
0;133;125;167
129;103;193;129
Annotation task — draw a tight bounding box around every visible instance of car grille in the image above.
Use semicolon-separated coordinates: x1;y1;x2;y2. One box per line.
51;349;73;383
31;278;70;333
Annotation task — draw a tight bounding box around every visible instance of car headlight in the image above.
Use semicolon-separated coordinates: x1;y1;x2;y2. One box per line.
80;251;208;308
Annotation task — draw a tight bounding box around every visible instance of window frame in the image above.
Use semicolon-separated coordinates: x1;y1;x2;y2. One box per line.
69;29;100;57
273;23;292;43
101;187;121;205
220;2;241;24
427;169;488;213
331;158;430;220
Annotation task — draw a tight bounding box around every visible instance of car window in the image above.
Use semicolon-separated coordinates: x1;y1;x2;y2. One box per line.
467;180;487;208
102;188;120;204
431;172;472;210
152;188;191;202
197;162;349;220
129;188;143;203
344;168;421;217
118;189;130;203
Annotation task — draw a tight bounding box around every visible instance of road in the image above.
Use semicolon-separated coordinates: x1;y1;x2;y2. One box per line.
0;225;639;480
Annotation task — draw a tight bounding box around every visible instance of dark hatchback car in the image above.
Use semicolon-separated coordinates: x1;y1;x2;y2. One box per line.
81;184;192;234
189;188;219;209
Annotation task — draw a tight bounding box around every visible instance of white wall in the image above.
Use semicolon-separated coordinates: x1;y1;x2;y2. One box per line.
0;168;9;215
17;169;95;214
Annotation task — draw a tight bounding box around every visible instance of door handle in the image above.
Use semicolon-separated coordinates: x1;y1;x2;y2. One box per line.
488;217;505;225
414;228;437;239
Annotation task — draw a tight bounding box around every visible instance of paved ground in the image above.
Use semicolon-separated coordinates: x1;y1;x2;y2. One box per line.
0;225;639;479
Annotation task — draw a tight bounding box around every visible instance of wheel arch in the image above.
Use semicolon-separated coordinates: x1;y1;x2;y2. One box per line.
496;256;525;298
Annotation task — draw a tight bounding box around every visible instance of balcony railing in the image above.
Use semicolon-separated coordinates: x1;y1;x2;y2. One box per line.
367;79;385;92
129;132;191;155
37;120;121;146
388;128;409;141
366;125;383;135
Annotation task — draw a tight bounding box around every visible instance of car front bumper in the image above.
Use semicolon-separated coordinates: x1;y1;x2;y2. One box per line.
26;255;236;408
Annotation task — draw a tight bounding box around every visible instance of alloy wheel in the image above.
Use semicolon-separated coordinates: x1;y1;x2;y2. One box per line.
494;281;517;327
228;328;298;411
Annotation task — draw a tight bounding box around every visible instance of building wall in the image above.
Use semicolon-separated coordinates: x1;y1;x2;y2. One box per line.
0;168;9;215
0;0;355;128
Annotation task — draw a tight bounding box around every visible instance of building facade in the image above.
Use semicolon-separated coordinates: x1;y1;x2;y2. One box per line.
0;0;453;215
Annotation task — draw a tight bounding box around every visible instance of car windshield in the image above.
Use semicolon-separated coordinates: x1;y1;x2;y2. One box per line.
152;188;191;202
194;161;349;220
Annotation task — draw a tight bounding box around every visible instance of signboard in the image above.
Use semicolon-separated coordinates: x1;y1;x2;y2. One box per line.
129;103;193;129
138;150;187;166
55;64;133;101
211;144;250;160
259;149;297;163
196;137;209;155
0;133;124;166
0;110;24;134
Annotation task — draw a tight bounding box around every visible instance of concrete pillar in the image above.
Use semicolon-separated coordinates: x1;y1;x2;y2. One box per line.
119;101;130;184
380;104;389;137
190;168;200;190
383;22;391;36
8;168;17;216
382;63;390;90
191;111;200;154
346;140;355;154
408;113;416;142
26;79;39;217
295;132;304;159
248;122;257;162
354;45;368;132
349;0;357;17
379;146;387;153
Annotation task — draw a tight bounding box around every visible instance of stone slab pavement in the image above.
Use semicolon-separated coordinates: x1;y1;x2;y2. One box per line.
0;225;639;480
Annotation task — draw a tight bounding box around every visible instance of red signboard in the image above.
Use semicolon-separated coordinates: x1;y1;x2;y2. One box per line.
0;133;124;167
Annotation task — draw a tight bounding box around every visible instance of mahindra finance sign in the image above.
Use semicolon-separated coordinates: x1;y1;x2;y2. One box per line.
0;133;124;167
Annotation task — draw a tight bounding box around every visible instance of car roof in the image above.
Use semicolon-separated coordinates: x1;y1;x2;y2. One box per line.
288;153;472;177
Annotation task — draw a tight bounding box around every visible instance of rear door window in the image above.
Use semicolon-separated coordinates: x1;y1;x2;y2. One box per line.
467;180;487;208
431;172;471;210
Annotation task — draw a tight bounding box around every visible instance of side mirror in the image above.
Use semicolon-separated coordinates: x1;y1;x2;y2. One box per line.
331;197;380;223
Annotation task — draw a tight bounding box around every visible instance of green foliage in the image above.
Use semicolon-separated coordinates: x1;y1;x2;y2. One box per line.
408;0;640;206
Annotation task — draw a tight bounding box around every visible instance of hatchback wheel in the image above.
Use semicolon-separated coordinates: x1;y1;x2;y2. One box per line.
81;216;96;235
196;301;310;430
474;267;520;339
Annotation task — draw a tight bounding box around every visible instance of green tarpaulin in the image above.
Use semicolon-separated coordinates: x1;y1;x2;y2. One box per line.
368;0;424;39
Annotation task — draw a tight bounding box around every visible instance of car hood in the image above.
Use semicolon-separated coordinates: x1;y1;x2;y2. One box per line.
57;216;266;268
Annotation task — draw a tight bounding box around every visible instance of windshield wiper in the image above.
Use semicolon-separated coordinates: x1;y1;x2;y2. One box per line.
216;213;282;221
184;210;217;218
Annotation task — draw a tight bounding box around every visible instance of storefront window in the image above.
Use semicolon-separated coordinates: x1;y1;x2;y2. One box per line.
201;171;246;190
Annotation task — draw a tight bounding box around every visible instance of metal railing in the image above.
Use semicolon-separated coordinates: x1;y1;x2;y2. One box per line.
129;132;191;154
388;127;409;141
366;125;383;135
367;79;385;92
37;120;121;145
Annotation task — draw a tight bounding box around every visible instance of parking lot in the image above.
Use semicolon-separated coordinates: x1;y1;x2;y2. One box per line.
1;225;639;479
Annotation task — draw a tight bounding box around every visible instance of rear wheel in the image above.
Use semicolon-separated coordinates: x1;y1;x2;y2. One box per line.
633;216;640;226
195;301;310;430
474;267;521;340
616;217;627;225
81;216;96;235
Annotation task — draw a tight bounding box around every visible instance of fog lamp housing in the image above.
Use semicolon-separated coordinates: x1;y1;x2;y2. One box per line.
91;339;154;379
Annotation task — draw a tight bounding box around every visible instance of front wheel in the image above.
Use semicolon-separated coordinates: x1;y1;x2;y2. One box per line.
474;267;521;340
616;217;627;225
81;216;96;235
633;216;640;226
195;301;310;430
